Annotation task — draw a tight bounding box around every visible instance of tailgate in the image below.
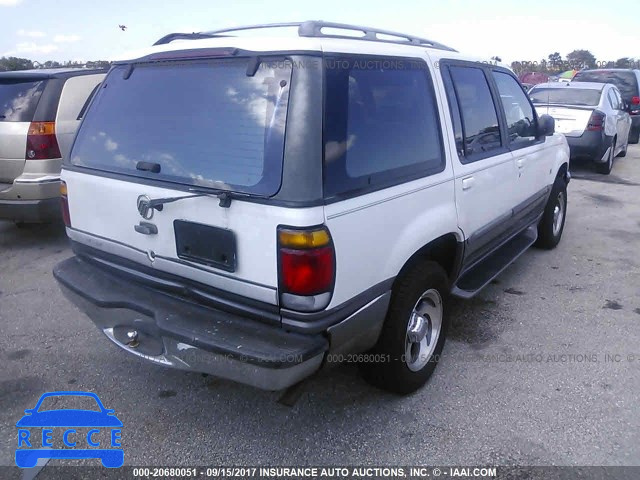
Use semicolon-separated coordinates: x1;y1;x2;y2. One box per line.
0;122;29;182
63;171;324;306
535;105;593;137
63;56;327;305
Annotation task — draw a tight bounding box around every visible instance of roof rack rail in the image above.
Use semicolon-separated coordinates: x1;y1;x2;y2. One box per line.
185;21;457;52
153;32;226;46
298;21;457;52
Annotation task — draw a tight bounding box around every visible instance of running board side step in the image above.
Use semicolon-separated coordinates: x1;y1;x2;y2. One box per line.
451;226;538;299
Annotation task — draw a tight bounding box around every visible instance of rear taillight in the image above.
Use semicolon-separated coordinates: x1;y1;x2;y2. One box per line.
26;122;61;160
60;181;71;227
278;226;335;312
587;110;605;131
631;96;640;105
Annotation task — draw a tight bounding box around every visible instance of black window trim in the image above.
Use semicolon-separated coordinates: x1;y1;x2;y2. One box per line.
439;59;510;164
320;52;447;203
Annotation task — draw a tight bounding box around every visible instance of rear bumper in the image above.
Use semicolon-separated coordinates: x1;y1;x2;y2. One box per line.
0;197;61;222
0;174;61;222
53;255;390;390
566;131;610;163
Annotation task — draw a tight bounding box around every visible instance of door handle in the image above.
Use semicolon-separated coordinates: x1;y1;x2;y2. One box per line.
516;158;525;169
462;176;475;190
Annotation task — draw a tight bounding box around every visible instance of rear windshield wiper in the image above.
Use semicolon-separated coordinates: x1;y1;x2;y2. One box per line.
145;187;257;210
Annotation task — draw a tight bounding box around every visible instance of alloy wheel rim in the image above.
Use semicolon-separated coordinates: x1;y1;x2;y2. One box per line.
405;288;443;372
552;191;565;237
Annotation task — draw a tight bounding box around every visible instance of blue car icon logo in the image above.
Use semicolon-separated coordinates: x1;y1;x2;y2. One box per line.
16;391;123;468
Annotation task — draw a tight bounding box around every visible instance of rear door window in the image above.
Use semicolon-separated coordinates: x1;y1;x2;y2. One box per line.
0;79;45;122
71;58;292;196
323;56;444;197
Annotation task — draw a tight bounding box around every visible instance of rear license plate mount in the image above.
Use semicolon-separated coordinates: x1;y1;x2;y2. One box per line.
174;220;237;272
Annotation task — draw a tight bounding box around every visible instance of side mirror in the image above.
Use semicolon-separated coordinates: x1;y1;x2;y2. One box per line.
537;114;555;137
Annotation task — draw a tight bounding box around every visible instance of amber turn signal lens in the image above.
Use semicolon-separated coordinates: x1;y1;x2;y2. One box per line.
278;228;330;249
27;122;56;135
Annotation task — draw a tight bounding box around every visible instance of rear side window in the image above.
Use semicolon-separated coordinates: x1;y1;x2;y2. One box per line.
323;57;444;198
447;66;501;161
491;71;537;147
573;71;639;99
71;58;292;196
0;79;45;122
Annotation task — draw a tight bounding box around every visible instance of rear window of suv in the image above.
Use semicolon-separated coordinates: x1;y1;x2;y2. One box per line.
572;70;639;99
0;79;45;122
70;58;292;196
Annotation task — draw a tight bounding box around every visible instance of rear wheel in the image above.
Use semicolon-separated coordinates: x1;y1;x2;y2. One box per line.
595;139;615;175
535;175;567;250
359;261;448;394
617;141;627;158
629;128;640;144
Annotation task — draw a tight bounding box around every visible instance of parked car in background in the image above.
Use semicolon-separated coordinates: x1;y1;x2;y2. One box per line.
572;69;640;144
530;82;631;174
0;68;106;224
53;21;569;395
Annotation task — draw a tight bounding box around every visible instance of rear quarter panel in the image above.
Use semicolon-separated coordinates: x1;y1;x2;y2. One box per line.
324;174;458;308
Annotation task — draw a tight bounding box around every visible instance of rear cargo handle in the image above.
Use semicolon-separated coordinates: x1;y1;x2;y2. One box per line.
134;222;158;235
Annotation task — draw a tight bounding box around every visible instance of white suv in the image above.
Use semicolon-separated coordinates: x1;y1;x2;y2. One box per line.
53;22;570;394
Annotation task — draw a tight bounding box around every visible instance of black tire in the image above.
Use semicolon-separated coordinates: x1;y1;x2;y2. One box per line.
359;261;449;395
617;142;627;158
595;139;614;175
535;175;567;250
629;128;640;144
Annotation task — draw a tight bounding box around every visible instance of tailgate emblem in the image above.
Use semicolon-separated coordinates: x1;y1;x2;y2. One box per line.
136;195;154;220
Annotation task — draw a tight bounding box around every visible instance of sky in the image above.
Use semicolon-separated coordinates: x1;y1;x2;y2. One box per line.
1;0;638;65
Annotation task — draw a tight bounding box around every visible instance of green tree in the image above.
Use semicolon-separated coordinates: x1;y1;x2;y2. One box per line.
43;60;62;68
0;56;34;71
511;61;525;75
538;59;549;74
547;52;563;72
85;60;111;69
566;50;596;69
615;57;634;68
